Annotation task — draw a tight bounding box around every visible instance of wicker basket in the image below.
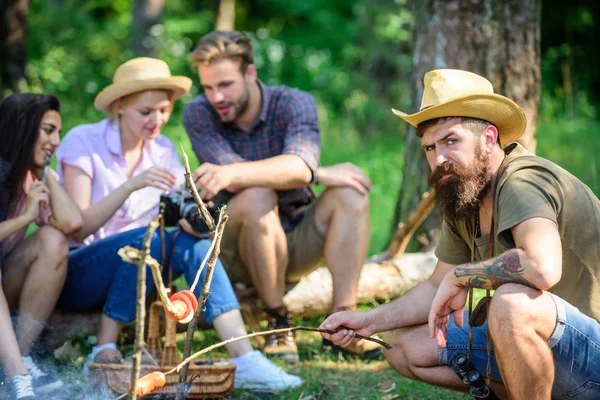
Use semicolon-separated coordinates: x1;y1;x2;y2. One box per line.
88;301;236;398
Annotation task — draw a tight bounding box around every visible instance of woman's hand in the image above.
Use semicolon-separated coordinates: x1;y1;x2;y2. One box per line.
23;181;50;222
127;166;177;192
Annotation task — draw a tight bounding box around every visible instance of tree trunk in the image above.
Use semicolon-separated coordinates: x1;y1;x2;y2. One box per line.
131;0;165;58
392;0;541;248
0;0;29;98
215;0;235;31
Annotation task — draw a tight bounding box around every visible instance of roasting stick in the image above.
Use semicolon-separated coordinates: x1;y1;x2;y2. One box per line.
180;143;214;232
127;217;160;400
175;209;227;399
118;246;183;318
116;326;391;399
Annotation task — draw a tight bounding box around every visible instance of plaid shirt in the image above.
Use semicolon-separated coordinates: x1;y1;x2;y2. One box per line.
183;81;321;231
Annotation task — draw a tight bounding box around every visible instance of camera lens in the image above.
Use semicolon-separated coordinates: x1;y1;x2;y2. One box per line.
454;354;467;367
467;370;484;387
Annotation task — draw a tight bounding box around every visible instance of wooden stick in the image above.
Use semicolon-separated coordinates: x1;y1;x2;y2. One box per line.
179;142;215;232
118;246;179;316
188;233;215;293
170;326;390;375
175;144;229;400
115;325;390;399
387;189;435;258
127;217;160;400
175;209;228;400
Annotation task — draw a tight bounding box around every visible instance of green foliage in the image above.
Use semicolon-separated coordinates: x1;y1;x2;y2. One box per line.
537;117;600;194
24;0;600;255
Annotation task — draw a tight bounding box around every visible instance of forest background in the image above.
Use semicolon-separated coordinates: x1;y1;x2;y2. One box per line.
1;1;599;398
2;0;599;256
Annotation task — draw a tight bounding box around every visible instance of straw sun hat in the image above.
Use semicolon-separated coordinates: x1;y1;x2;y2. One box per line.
392;69;527;144
94;57;192;113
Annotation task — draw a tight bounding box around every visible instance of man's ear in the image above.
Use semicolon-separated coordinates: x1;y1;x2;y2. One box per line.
245;64;257;82
483;125;499;153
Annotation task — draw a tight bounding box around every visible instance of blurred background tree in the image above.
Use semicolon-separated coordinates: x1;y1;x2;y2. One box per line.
0;0;29;97
1;0;598;255
131;0;165;57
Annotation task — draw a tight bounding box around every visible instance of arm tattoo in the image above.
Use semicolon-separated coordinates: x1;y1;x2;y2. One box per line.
453;250;534;289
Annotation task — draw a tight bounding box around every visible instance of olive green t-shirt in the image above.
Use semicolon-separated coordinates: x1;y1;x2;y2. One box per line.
435;143;600;322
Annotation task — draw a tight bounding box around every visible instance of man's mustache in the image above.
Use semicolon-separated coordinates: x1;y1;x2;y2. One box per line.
428;163;462;187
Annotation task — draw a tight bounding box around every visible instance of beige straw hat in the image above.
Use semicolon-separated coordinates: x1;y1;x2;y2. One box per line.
94;57;192;113
392;69;527;144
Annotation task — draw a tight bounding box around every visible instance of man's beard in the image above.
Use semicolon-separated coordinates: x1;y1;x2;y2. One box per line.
216;82;250;123
428;145;492;221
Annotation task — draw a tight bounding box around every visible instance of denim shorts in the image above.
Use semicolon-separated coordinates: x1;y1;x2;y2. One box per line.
57;227;240;325
438;293;600;399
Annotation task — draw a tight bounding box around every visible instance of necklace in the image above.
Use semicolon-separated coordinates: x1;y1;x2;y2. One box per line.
475;212;482;238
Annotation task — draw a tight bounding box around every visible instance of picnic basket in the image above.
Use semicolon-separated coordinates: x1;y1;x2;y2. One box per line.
88;301;236;398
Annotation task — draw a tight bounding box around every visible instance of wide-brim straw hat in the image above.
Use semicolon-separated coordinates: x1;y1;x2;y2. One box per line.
392;69;527;144
94;57;192;113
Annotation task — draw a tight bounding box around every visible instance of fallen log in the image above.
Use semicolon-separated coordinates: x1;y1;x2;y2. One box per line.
38;250;436;353
283;250;437;317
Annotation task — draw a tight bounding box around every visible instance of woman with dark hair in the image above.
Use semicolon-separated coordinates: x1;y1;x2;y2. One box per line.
0;93;82;400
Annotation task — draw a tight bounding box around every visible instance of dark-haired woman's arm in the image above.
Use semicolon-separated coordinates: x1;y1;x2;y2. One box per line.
45;172;83;235
0;214;33;242
0;182;50;241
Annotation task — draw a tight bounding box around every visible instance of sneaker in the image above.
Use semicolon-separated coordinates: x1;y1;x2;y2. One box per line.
21;356;63;394
234;350;302;391
8;374;36;400
83;347;124;375
322;338;383;360
262;308;299;364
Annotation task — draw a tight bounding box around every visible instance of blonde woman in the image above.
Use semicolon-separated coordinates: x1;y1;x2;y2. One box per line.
56;58;301;391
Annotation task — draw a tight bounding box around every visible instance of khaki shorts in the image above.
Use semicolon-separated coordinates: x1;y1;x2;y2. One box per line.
219;202;325;285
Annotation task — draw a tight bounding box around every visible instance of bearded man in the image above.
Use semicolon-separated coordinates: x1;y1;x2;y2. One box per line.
321;69;600;399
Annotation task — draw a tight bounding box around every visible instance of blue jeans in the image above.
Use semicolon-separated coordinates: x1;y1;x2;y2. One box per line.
438;294;600;399
57;227;240;325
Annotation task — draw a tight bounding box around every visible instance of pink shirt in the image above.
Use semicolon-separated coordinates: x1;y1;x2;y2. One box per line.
2;170;53;257
57;118;185;247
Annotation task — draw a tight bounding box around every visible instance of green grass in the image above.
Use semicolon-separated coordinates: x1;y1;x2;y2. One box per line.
47;316;468;400
179;315;468;400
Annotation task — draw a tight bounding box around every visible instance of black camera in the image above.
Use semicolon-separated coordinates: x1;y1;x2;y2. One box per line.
450;353;499;399
159;189;233;235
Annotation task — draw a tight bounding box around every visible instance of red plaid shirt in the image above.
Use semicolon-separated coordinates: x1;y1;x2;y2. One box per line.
183;81;321;231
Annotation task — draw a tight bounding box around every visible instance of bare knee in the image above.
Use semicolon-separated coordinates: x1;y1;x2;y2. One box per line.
323;186;369;215
228;187;279;224
488;284;539;335
489;284;556;342
383;329;420;380
35;226;69;272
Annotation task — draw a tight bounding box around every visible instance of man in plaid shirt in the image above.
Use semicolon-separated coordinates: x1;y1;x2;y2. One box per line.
183;31;382;364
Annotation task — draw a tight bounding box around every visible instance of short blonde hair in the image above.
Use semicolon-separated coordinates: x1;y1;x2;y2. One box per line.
188;31;253;72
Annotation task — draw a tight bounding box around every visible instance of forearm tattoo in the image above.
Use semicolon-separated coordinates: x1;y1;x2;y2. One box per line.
453;250;534;289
